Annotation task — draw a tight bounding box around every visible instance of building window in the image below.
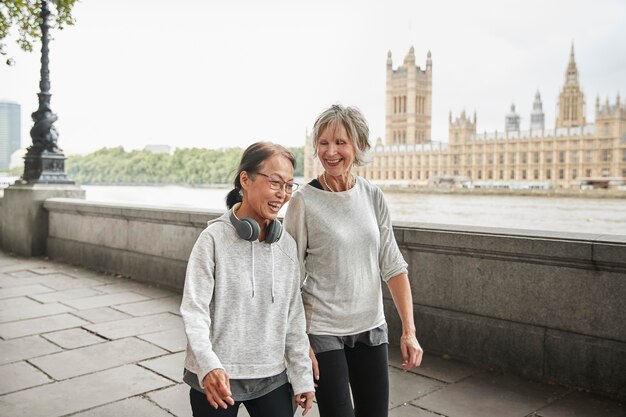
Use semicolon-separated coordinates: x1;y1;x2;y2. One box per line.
559;169;564;179
533;169;539;180
602;169;609;177
572;169;577;179
522;170;527;179
426;170;429;179
586;151;593;163
499;154;504;164
533;152;539;163
602;150;610;162
559;151;565;163
510;154;516;164
546;152;553;163
478;170;482;179
586;169;592;177
499;170;503;179
572;151;579;163
546;169;551;179
488;170;493;179
467;170;472;178
622;169;626;178
603;123;609;135
510;170;515;180
522;153;527;164
623;150;626;162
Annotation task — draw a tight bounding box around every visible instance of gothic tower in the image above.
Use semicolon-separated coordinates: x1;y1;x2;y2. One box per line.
530;91;545;131
556;43;586;128
505;104;520;132
385;47;432;145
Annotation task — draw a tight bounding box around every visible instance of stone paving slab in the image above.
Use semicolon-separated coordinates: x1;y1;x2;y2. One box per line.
389;404;442;417
389;349;480;383
138;326;187;352
70;397;175;417
413;372;570;417
61;291;150;310
113;295;182;316
96;281;176;299
0;312;88;339
0;361;52;395
536;391;626;417
69;306;133;323
0;364;172;417
140;351;185;382
0;296;41;311
0;283;54;299
84;312;183;339
148;383;192;417
38;274;105;290
0;335;62;365
389;367;445;407
29;287;104;303
30;336;167;380
0;301;75;323
41;327;107;349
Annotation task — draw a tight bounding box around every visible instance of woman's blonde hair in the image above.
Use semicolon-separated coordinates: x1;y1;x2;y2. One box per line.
312;104;371;166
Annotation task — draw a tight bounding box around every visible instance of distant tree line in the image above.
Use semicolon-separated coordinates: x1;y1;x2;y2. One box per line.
59;146;304;185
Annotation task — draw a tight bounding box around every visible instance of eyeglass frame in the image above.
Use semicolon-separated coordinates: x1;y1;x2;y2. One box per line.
254;172;300;194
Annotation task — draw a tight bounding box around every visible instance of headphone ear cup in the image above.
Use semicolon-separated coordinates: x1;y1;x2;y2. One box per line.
230;210;260;241
265;219;283;244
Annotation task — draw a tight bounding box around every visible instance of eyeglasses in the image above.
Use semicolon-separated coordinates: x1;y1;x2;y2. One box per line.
255;173;299;194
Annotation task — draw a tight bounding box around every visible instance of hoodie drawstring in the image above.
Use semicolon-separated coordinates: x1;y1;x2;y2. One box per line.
250;242;255;298
270;244;275;303
250;241;275;303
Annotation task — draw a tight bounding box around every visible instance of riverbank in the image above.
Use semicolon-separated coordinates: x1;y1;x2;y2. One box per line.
379;186;626;199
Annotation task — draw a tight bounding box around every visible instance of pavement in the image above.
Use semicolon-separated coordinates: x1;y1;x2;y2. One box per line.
0;250;625;417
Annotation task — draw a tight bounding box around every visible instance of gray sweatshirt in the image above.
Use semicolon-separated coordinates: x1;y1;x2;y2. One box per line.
284;177;408;336
180;210;314;395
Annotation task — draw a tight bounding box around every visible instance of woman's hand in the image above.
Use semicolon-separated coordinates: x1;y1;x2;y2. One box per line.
309;347;319;385
203;369;235;409
294;391;315;415
400;333;423;371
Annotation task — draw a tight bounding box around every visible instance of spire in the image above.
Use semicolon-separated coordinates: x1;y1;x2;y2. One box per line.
531;91;545;131
404;46;415;65
564;42;579;86
426;50;432;71
387;50;392;68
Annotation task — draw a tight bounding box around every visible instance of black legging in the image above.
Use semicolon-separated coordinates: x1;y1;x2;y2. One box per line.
189;382;293;417
315;343;389;417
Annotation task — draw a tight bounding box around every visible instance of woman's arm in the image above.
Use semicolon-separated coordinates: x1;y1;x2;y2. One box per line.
386;272;423;371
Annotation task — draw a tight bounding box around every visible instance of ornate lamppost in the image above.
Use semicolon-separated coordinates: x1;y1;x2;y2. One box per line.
22;0;74;184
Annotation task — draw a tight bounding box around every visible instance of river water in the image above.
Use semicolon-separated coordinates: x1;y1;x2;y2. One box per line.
82;185;626;236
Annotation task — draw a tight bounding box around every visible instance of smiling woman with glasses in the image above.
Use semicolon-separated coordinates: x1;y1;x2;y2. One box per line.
181;142;315;417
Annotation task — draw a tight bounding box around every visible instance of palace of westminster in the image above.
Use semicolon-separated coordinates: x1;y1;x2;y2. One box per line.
304;45;626;189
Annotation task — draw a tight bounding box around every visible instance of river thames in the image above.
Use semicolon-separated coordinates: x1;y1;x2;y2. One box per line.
81;185;626;236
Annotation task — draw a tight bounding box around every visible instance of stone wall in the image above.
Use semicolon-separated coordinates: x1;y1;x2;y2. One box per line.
42;198;626;400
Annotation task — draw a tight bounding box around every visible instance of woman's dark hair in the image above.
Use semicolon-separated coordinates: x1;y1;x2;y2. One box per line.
226;142;296;209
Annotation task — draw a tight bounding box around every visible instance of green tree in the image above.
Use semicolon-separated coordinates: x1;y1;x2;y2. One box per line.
0;0;78;65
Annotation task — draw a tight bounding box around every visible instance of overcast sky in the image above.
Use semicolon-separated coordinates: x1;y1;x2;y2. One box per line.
1;0;625;156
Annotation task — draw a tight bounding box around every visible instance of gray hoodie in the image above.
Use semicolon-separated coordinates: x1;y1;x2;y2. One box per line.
180;210;314;395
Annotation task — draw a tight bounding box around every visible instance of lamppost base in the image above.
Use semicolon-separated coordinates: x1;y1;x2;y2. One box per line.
22;151;75;184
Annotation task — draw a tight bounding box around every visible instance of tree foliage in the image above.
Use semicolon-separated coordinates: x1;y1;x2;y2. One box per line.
64;146;304;185
0;0;78;64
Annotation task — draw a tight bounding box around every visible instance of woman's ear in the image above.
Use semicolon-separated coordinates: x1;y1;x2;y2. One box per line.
240;171;250;191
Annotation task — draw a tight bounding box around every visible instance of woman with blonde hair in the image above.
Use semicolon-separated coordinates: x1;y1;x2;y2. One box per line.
285;105;423;417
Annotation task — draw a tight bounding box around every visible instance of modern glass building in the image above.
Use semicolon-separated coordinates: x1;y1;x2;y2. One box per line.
0;100;21;171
